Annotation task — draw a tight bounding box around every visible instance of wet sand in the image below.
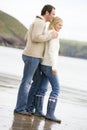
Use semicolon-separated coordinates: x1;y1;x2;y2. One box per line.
0;74;87;130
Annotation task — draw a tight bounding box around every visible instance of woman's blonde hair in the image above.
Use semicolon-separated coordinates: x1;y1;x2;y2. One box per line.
48;16;63;30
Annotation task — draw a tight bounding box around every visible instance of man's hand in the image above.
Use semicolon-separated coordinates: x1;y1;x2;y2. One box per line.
51;31;58;38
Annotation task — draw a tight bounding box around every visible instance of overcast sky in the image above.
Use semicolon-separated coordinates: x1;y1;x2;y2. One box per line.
0;0;87;41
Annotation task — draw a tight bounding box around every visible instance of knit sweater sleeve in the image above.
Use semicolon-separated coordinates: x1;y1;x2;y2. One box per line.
31;19;52;43
48;38;60;70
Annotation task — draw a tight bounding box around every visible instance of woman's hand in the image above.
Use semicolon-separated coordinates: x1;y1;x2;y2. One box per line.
52;70;57;75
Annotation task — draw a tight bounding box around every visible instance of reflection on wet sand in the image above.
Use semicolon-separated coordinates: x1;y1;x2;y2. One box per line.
10;114;34;130
10;114;59;130
0;73;87;130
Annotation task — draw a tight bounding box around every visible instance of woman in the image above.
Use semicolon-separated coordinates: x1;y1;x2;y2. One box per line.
35;16;63;123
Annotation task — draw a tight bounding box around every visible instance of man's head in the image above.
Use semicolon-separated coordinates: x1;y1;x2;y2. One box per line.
41;4;56;22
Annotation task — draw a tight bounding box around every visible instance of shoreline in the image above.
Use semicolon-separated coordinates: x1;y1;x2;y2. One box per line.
0;72;87;107
0;46;87;91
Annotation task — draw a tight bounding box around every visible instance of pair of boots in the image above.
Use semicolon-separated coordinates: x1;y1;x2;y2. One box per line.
35;95;61;123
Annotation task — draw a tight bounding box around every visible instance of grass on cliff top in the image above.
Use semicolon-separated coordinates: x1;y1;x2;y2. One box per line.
0;10;27;38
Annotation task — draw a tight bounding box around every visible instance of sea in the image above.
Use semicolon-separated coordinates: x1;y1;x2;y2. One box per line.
0;46;87;104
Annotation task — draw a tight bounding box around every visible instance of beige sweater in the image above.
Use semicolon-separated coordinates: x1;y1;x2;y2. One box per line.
23;16;52;58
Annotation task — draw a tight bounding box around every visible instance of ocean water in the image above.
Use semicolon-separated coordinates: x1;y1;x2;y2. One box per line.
0;46;87;106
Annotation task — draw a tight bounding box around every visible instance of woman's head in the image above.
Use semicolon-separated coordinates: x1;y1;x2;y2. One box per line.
48;16;63;32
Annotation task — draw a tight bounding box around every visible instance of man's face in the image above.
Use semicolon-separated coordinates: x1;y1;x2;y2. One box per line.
46;9;55;22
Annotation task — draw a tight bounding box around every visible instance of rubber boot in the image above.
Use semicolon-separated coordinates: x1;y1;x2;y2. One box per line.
35;95;45;117
45;98;61;123
26;95;36;115
27;108;35;115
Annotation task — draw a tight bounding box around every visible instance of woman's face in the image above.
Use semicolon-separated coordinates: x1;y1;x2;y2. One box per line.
54;22;63;32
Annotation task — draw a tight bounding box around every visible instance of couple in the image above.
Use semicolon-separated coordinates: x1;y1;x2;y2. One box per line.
14;4;63;123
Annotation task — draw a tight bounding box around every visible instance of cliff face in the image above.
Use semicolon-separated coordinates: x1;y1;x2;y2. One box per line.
0;10;27;48
60;39;87;59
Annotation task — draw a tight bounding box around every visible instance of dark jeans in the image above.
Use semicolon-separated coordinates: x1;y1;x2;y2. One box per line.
14;55;41;112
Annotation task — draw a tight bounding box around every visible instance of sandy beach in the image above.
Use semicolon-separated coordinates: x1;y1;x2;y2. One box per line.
0;46;87;130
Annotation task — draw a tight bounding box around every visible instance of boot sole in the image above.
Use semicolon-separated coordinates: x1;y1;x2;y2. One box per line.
45;117;61;124
14;111;32;116
34;113;45;118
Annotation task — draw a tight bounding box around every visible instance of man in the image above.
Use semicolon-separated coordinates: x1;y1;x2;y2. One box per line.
14;4;58;114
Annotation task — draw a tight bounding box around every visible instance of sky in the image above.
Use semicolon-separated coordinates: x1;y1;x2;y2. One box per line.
0;0;87;42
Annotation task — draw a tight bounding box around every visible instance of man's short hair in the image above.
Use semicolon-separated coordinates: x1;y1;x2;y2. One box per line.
41;4;55;15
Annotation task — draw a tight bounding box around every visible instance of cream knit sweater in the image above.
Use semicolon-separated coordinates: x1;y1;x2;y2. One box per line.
41;31;60;70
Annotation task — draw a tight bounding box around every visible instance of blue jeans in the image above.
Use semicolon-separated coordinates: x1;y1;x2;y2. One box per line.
14;55;41;112
26;65;49;112
37;65;60;98
26;65;60;112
